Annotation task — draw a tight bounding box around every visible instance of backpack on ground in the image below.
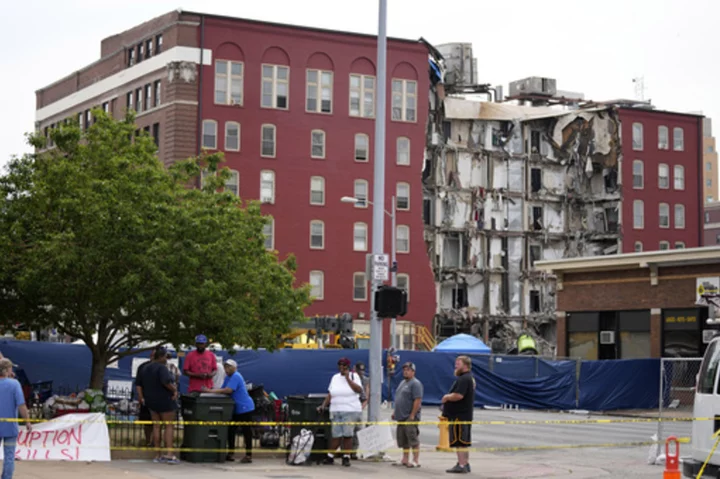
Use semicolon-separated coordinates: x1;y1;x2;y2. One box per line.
287;428;315;465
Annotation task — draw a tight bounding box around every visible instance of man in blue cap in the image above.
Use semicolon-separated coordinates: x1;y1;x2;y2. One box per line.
182;334;217;392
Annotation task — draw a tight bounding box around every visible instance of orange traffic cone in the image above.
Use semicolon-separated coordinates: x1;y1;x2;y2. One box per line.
664;436;680;479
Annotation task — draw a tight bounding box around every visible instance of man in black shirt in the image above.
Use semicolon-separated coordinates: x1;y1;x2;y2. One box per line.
441;355;476;474
134;351;153;447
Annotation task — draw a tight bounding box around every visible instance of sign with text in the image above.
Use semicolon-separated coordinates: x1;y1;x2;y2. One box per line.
0;413;110;461
697;277;720;304
356;424;394;458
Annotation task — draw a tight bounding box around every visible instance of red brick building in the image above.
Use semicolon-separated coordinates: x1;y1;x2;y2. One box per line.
536;247;720;360
704;202;720;246
618;106;704;253
34;10;436;348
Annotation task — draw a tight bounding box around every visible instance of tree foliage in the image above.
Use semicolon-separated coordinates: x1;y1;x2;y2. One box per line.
0;111;311;387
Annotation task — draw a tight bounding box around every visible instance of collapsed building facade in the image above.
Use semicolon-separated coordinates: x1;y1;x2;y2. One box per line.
424;46;622;354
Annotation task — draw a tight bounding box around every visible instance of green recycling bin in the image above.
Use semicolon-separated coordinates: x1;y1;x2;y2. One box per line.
286;394;330;454
180;393;235;463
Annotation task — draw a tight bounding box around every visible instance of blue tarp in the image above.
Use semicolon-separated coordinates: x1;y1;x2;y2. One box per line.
434;334;491;353
0;340;661;411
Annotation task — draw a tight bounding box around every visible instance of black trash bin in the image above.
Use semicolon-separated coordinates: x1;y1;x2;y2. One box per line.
180;393;235;463
286;394;330;456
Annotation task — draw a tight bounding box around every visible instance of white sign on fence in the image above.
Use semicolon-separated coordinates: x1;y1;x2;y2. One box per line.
356;424;395;458
0;413;110;462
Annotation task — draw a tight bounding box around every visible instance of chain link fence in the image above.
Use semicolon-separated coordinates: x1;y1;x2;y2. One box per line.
657;357;701;443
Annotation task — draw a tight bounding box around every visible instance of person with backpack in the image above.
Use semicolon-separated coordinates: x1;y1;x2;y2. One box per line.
317;357;363;467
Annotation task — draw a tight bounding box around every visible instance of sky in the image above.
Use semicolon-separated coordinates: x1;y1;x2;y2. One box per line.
1;0;718;170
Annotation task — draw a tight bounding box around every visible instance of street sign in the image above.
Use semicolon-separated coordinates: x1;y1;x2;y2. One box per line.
372;254;390;281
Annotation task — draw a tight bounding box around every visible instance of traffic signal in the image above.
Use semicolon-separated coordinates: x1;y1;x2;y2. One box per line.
374;285;408;318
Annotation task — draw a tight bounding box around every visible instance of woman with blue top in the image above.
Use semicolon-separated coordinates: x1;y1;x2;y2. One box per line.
203;358;255;463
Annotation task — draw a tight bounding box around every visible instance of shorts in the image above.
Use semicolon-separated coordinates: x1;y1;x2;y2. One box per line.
396;423;420;449
147;399;178;415
330;411;362;438
448;420;472;449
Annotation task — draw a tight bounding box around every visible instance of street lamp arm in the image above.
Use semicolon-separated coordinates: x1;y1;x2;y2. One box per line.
340;196;393;218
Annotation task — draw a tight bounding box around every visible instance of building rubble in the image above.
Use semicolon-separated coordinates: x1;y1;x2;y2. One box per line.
424;44;622;355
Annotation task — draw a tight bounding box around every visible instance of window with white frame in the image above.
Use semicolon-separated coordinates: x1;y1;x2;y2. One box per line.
310;220;325;249
261;64;289;109
391;79;417;122
658;164;669;189
397;137;410;166
673;165;685;190
260;170;275;204
355;134;369;162
354;180;368;208
349;74;375;118
215;61;243;105
675;242;685;249
353;222;368;251
202;120;217;149
263;218;274;250
225;122;240;151
632;122;643;150
306;70;333;113
632;160;644;188
396;183;410;210
309;270;324;300
311;130;326;159
396;274;409;302
310;176;325;205
658;125;669;150
659;241;670;251
674;204;685;229
261;124;276;158
633;200;644;229
659;203;670;228
634;242;643;252
353;272;367;301
673;127;684;151
225;170;239;197
396;225;410;253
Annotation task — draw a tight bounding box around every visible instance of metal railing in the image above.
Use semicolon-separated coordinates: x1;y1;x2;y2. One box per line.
657;357;701;443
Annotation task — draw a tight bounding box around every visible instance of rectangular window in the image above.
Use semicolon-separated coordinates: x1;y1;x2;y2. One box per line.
632;160;643;188
202;120;217;149
634;242;643;252
675;242;685;249
260;170;275;204
674;204;685;229
353;222;368;251
154;80;161;107
633;200;644;229
215;60;244;105
127;48;135;67
225;170;239;197
659;203;670;228
225;122;240;151
396;225;410;253
355;134;369;162
396;183;410;210
261;125;276;158
674;165;685;190
306;70;333;113
349;74;375;118
155;34;163;54
310;176;325;205
311;130;326;158
391;79;417;122
263;219;274;250
85;110;91;128
353;272;367;301
310;221;325;249
309;270;324;300
658;164;669;189
146;39;153;59
674;127;684;151
708;162;713;171
137;43;144;63
261;65;289;109
397;274;409;302
397;137;410;166
658;126;669;150
354;180;368;208
135;88;143;112
152;123;160;148
659;241;670;251
145;84;152;110
708;179;713;188
632;123;643;151
126;92;133;111
102;102;109;113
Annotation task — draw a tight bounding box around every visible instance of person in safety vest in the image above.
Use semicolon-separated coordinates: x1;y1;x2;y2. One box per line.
517;334;538;356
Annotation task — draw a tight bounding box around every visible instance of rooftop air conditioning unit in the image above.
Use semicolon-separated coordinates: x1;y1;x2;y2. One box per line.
599;331;615;345
509;77;557;98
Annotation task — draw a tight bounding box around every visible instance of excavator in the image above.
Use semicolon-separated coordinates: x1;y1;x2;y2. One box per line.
279;313;369;350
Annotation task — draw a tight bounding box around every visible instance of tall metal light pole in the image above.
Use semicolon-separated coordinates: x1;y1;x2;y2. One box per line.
369;0;388;426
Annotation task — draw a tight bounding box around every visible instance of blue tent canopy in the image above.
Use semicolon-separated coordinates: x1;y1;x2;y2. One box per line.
433;334;491;354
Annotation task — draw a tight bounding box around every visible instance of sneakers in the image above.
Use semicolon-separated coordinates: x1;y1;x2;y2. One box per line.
240;456;253;464
446;463;470;474
342;456;351;467
323;456;335;465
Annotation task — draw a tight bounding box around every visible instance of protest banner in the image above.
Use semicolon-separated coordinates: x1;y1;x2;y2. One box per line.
0;412;110;461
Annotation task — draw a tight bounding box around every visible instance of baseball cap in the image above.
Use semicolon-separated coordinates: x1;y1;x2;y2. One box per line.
195;334;208;344
224;359;237;368
402;362;416;371
355;361;366;371
338;357;351;367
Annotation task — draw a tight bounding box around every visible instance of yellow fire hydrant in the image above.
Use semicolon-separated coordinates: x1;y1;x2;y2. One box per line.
437;416;450;452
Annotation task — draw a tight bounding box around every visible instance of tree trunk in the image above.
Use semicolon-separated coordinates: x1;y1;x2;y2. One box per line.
89;349;107;390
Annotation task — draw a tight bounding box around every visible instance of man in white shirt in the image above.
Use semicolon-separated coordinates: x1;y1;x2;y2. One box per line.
317;357;363;467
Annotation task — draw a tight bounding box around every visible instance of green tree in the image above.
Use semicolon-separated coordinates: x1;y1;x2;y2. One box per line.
0;111;311;388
